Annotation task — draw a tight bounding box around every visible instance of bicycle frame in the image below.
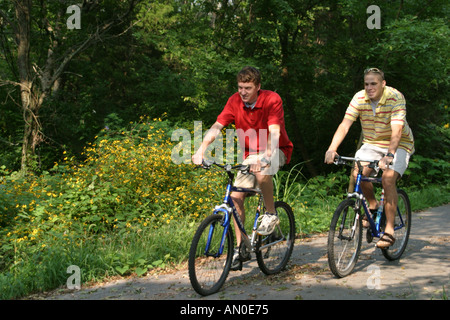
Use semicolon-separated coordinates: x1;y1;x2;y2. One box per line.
354;175;383;237
209;167;263;256
216;186;262;252
349;159;406;238
199;160;290;260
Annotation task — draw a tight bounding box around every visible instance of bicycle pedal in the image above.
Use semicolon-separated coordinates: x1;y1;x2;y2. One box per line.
230;260;243;271
366;228;373;243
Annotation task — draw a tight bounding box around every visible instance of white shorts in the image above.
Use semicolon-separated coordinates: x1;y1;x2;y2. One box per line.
234;149;287;188
355;144;412;176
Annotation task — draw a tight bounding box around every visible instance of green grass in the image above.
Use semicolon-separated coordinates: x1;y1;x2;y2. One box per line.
407;185;450;212
0;163;448;299
0;218;198;299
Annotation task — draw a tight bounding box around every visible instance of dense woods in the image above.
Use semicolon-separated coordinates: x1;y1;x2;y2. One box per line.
0;0;448;298
0;0;448;177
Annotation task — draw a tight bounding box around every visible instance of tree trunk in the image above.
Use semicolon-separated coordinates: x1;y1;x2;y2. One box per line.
15;0;39;173
8;0;138;173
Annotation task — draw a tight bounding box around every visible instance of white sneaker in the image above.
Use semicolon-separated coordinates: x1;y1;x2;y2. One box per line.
257;213;279;235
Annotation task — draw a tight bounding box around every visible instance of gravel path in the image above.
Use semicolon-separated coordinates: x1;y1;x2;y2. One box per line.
34;204;449;301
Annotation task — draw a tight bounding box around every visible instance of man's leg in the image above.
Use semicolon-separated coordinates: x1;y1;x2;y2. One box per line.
255;172;276;213
377;148;410;247
354;144;382;211
229;155;257;271
376;169;400;247
255;150;286;235
254;172;280;236
230;191;246;247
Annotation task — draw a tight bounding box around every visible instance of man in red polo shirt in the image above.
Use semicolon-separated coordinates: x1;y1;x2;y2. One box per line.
192;66;293;270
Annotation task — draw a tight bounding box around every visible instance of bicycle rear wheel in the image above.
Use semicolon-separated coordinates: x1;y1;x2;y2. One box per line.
188;214;233;296
327;199;362;278
256;201;295;275
381;189;411;261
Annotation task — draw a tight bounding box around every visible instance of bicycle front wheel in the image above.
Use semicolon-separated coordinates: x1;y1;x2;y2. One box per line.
381;189;411;261
188;214;233;296
256;201;295;275
327;199;362;278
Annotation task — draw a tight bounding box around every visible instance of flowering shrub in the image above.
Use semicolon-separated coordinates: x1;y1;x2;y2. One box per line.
55;118;224;231
0;118;224;280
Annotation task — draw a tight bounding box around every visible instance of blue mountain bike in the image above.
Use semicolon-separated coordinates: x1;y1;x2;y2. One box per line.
188;160;295;296
327;156;412;278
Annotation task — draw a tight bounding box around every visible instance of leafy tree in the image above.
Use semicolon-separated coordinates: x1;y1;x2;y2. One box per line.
0;0;139;173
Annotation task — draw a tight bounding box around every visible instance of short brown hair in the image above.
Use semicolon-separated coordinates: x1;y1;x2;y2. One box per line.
237;66;261;86
364;67;385;80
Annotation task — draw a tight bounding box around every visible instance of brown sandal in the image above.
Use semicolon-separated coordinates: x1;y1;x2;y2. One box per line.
376;232;396;248
362;209;377;228
362;215;370;228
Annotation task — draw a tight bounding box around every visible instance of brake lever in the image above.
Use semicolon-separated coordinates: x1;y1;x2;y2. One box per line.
240;165;250;174
333;156;343;165
368;160;379;169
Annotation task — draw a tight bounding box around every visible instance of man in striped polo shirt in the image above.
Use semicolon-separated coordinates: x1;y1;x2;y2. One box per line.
324;68;414;249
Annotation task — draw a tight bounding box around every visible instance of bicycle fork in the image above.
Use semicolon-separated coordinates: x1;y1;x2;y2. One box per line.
204;204;233;257
338;195;362;241
205;202;257;257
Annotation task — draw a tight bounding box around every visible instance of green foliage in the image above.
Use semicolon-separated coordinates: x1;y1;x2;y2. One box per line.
0;0;449;299
0;118;225;298
404;155;450;187
1;0;449;176
0;119;448;298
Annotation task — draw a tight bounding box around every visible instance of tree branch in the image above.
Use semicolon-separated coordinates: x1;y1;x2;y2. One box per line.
41;0;140;93
0;7;19;39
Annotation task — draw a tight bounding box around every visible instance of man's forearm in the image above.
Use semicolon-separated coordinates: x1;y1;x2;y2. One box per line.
267;125;281;158
388;124;403;155
198;122;223;154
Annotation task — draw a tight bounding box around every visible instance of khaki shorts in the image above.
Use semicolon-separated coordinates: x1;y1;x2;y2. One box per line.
355;144;412;176
234;149;287;188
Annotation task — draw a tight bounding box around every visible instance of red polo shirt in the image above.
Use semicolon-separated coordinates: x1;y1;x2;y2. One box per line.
216;90;293;164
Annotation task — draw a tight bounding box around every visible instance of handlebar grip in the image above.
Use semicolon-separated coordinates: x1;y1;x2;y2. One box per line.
368;160;379;169
333;155;345;165
201;159;214;168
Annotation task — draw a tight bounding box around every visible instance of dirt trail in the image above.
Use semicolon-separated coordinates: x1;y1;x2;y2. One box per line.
35;204;449;301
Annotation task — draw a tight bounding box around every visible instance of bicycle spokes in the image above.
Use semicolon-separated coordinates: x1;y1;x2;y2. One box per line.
327;199;362;278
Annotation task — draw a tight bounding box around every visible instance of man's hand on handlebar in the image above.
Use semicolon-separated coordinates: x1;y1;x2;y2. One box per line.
249;157;270;173
191;151;203;166
378;154;394;171
324;150;338;164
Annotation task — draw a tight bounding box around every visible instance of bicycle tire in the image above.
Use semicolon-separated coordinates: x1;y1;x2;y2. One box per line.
381;189;411;261
188;214;233;296
256;201;295;275
327;198;362;278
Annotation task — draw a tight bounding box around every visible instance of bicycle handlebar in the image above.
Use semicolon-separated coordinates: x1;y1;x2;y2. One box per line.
197;159;268;174
334;156;380;170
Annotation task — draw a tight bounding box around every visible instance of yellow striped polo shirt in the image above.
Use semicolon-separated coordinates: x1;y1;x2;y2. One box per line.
344;86;415;153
